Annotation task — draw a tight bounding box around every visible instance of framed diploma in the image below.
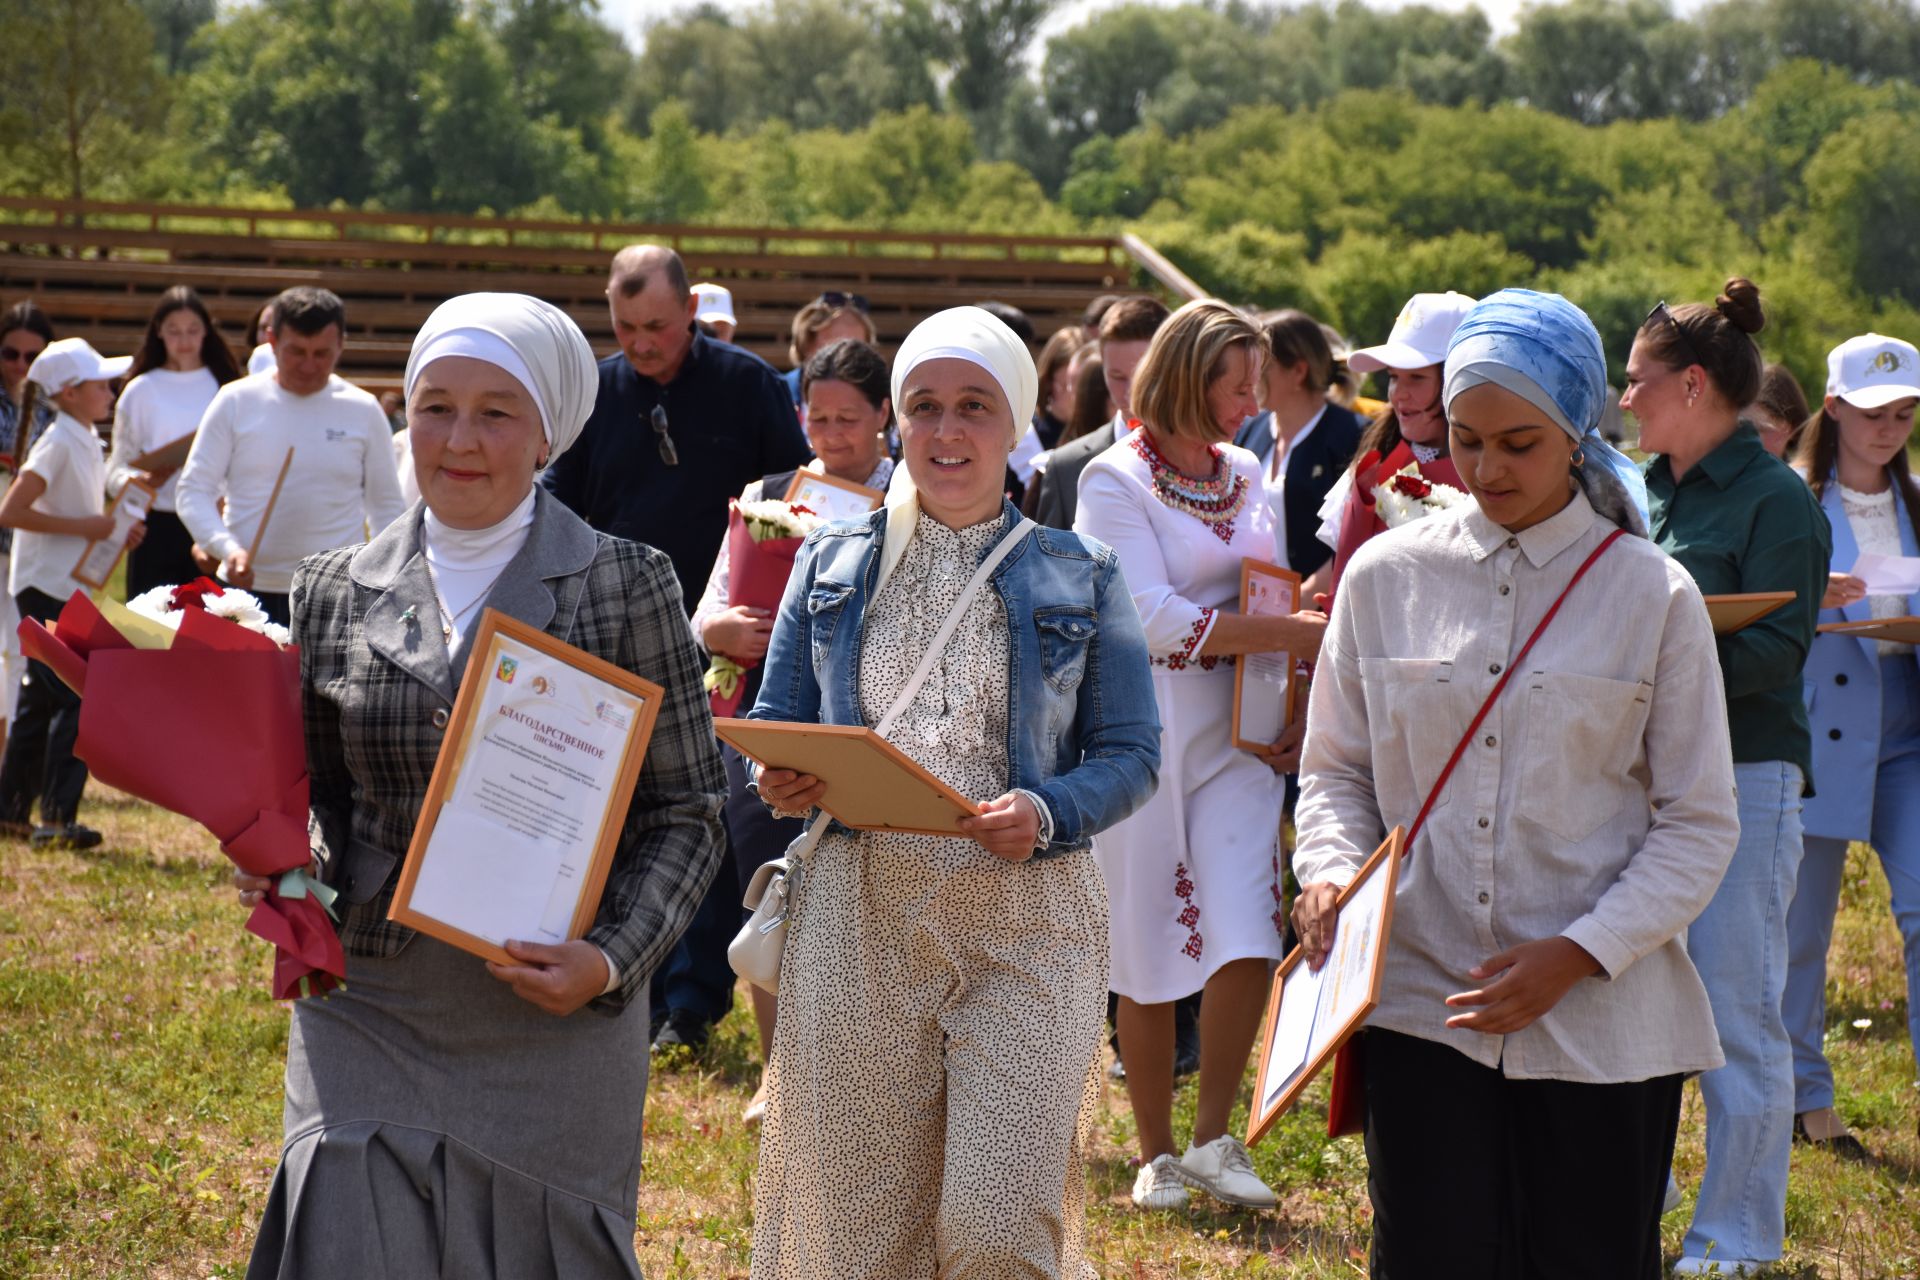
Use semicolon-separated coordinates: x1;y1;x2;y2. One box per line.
712;717;982;835
1818;615;1920;645
389;609;664;965
783;470;885;522
1704;591;1794;635
1248;827;1404;1147
1232;559;1302;753
72;478;157;590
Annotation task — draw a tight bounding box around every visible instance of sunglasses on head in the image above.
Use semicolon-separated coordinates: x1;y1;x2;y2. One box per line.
649;403;679;467
1645;301;1705;371
816;291;869;314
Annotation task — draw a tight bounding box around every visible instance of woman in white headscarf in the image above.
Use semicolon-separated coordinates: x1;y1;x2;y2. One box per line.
235;293;728;1279
748;307;1160;1278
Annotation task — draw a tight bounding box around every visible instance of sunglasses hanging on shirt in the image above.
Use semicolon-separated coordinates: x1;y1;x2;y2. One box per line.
650;403;679;466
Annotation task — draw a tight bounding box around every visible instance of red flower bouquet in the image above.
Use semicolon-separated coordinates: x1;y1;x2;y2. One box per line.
19;581;345;999
702;499;825;716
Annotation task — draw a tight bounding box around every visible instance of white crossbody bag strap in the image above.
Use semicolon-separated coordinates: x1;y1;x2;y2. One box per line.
792;516;1037;852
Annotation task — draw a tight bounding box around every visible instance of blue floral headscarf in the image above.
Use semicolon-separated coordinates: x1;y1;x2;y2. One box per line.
1443;289;1649;536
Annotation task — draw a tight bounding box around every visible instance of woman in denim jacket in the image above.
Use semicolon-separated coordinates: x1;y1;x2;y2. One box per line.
747;307;1159;1279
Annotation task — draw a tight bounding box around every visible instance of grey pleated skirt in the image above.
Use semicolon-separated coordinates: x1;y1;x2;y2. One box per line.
246;933;650;1279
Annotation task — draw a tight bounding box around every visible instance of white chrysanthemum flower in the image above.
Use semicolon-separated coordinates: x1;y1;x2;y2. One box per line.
202;589;270;628
124;586;186;629
259;622;292;647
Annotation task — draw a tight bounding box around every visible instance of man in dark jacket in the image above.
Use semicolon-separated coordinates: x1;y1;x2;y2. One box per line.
1031;296;1168;530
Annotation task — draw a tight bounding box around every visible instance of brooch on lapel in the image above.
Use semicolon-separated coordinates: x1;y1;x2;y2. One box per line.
400;605;418;626
1312;464;1324;478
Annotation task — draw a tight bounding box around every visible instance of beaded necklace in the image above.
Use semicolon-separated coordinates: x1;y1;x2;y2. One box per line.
1129;427;1248;543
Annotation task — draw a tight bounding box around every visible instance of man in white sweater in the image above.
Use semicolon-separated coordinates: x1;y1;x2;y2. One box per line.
178;287;405;625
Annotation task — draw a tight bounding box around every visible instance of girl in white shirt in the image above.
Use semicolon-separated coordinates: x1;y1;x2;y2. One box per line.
1293;291;1736;1279
0;340;145;848
108;287;243;594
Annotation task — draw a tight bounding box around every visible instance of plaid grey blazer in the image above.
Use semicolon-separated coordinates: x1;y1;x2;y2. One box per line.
291;488;727;1014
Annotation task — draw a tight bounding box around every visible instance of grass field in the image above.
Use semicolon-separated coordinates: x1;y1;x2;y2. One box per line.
3;784;1917;1278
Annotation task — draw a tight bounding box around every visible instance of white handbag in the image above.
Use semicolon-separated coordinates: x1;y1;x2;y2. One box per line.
727;517;1037;993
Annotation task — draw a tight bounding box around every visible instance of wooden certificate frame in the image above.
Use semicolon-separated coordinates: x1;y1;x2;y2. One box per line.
1818;615;1920;645
713;717;982;836
1232;558;1302;752
72;477;157;590
1704;591;1794;635
782;469;885;519
1248;827;1405;1147
389;609;665;965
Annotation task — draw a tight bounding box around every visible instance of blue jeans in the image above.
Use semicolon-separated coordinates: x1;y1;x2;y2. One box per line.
1684;760;1804;1264
1785;657;1920;1111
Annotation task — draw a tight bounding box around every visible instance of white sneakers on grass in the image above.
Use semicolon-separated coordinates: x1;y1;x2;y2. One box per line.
1130;1154;1189;1208
1130;1136;1279;1211
1178;1135;1279;1208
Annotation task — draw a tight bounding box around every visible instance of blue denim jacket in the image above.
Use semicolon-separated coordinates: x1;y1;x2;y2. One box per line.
748;501;1161;857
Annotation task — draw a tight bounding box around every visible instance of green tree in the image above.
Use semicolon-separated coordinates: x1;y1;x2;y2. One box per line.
139;0;218;74
2;0;166;202
936;0;1058;157
1802;110;1920;307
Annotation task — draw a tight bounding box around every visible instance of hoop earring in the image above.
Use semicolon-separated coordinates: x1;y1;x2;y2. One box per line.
1571;446;1586;468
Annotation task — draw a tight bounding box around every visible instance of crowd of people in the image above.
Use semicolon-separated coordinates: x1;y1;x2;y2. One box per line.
1;246;1916;1279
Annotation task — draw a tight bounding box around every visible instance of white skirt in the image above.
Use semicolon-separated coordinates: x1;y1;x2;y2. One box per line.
1094;665;1287;1003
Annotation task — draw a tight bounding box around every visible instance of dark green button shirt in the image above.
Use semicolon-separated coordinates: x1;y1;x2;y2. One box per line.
1644;423;1831;793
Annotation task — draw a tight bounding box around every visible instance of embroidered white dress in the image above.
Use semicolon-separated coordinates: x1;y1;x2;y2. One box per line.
1074;432;1288;1003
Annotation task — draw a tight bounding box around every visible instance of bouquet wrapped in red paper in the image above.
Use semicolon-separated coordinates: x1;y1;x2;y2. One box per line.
19;579;346;999
702;498;825;716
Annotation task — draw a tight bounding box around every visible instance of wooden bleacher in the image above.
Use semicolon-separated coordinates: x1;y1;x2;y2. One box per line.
0;197;1198;391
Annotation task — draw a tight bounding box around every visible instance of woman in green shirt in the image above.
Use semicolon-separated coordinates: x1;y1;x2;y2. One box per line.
1622;278;1831;1277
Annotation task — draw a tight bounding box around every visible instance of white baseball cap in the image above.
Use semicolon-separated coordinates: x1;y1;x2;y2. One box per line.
1348;291;1478;374
693;283;736;328
1827;333;1920;409
26;337;131;393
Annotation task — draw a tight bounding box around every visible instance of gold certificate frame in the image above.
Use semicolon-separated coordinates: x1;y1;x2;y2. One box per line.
389;609;664;965
713;717;982;836
72;478;157;590
1248;827;1404;1147
1704;591;1794;635
782;469;885;522
1231;558;1302;753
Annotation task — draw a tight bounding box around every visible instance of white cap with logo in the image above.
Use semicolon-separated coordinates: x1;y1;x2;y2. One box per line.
26;337;131;393
693;283;737;328
1348;291;1479;374
1827;333;1920;409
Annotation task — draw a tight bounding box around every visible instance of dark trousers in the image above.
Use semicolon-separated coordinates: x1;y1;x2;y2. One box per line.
254;590;291;629
649;835;741;1033
124;509;200;599
0;589;89;826
1363;1027;1682;1280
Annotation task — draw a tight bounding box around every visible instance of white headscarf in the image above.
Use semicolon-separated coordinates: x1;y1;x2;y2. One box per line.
880;306;1038;586
403;292;598;464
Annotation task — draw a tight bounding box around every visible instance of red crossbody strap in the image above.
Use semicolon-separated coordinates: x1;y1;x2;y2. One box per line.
1402;527;1628;853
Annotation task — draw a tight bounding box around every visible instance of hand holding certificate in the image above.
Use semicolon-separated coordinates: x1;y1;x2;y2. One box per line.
1232;559;1302;753
783;469;885;523
389;610;664;964
1248;829;1403;1147
72;478;155;590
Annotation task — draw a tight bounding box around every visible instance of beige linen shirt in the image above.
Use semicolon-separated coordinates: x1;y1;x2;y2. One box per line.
1294;489;1739;1082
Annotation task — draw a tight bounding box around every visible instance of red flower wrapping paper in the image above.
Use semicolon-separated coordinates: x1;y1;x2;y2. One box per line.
20;593;346;999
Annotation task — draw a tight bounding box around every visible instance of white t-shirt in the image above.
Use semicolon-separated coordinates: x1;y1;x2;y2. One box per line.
106;367;220;512
176;372;407;594
10;411;108;599
248;344;277;375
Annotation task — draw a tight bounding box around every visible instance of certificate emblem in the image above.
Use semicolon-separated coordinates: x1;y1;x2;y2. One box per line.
495;655;518;684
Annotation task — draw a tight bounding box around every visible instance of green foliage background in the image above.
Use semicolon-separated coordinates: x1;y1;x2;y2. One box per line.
3;0;1919;392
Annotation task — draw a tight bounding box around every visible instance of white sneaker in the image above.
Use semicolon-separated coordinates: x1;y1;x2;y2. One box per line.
1130;1154;1189;1209
1671;1256;1768;1276
1177;1134;1278;1209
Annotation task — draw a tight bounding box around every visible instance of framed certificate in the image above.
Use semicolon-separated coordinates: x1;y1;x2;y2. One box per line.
72;478;157;590
1704;591;1794;635
1248;827;1404;1147
1818;615;1920;645
389;609;665;964
783;470;885;522
713;717;981;835
1232;559;1302;752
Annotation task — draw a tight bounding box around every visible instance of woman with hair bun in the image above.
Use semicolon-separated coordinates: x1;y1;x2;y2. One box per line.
1623;277;1831;1278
